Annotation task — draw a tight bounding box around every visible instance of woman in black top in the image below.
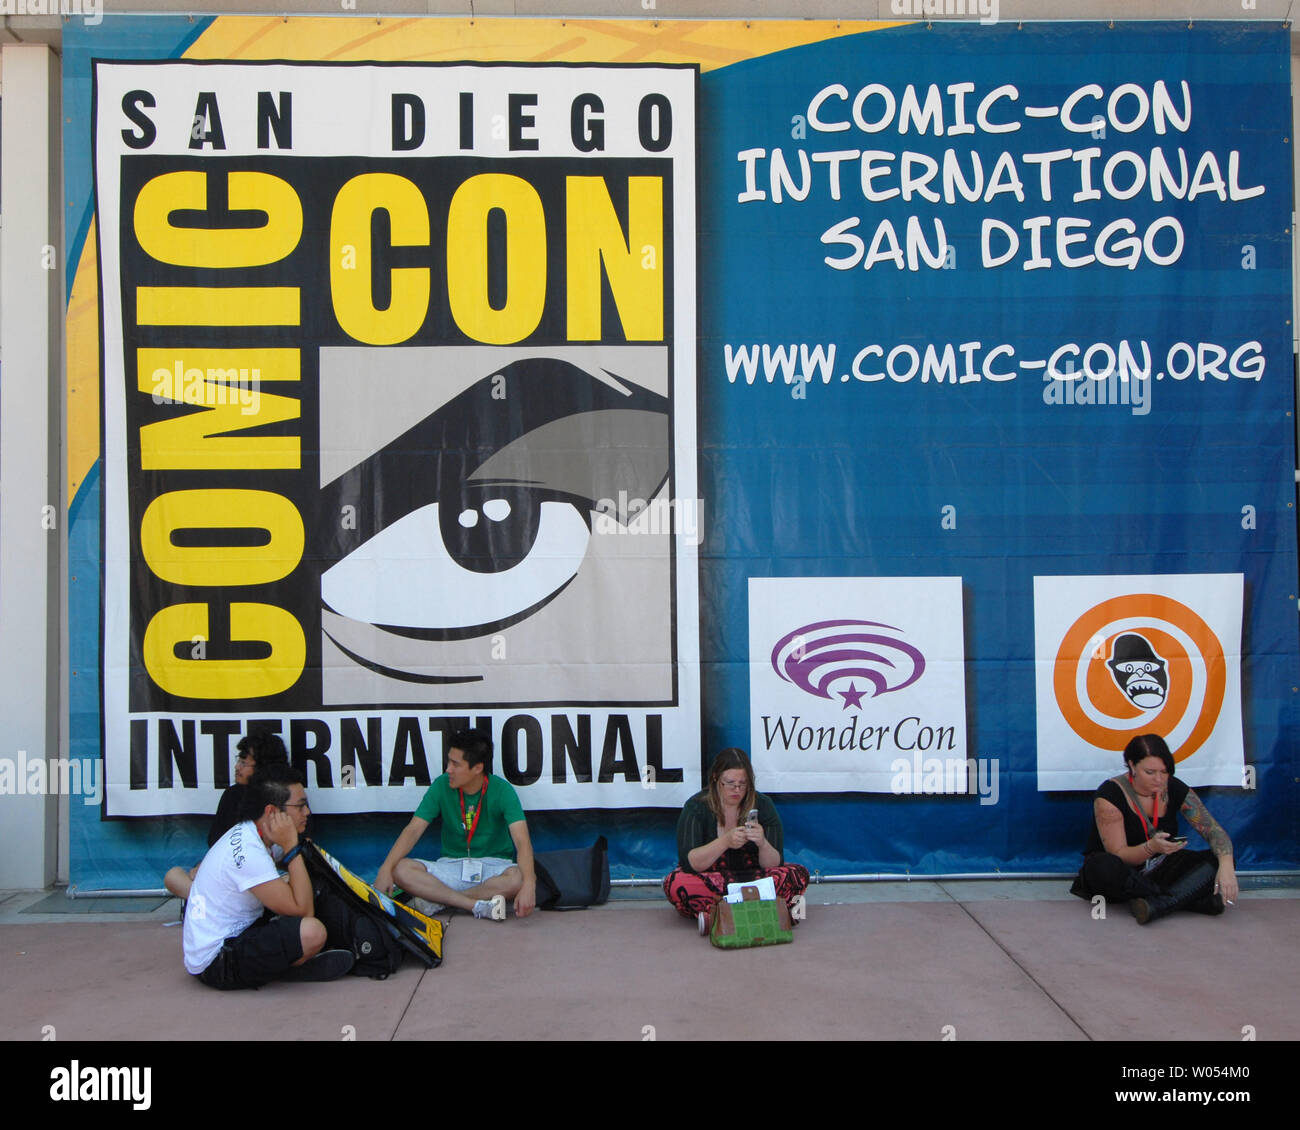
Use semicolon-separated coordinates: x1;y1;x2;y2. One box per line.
163;732;288;902
661;748;809;933
1070;733;1238;924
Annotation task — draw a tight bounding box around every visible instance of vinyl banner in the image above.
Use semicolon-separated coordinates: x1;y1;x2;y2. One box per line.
703;21;1295;854
94;60;700;816
66;19;1299;881
717;24;1294;821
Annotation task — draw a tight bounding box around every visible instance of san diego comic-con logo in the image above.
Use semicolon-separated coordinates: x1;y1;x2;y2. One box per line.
1053;594;1226;761
770;619;925;710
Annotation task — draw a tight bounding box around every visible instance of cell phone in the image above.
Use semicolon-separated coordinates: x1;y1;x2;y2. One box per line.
746;808;759;825
1169;835;1188;843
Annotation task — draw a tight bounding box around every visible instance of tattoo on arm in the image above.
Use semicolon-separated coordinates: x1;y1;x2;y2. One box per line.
1094;797;1130;857
1181;790;1233;857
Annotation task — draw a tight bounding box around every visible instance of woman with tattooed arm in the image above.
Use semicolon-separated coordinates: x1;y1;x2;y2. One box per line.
1070;733;1238;924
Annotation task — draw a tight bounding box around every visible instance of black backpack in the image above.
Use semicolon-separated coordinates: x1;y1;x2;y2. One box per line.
302;845;407;979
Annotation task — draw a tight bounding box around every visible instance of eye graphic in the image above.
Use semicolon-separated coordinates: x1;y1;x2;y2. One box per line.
321;494;591;634
317;356;668;681
1118;661;1156;676
443;485;571;575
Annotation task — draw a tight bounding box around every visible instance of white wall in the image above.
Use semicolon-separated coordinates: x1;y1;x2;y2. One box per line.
0;44;63;889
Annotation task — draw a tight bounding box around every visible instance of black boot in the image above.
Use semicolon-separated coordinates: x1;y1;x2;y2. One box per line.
1130;862;1218;925
1121;869;1161;900
1187;892;1225;916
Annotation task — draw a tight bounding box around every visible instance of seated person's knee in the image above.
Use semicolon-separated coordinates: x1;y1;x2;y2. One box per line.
164;865;193;901
300;916;327;959
393;858;427;886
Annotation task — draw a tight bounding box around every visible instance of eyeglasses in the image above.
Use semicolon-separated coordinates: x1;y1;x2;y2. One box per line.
280;801;310;811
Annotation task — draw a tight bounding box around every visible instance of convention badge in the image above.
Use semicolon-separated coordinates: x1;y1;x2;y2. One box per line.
462;858;483;883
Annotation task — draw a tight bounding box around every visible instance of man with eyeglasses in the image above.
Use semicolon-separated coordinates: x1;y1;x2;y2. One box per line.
183;762;353;988
208;731;290;846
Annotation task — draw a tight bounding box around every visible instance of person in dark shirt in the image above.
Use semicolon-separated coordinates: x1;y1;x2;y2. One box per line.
1070;732;1238;924
164;731;289;903
662;747;809;934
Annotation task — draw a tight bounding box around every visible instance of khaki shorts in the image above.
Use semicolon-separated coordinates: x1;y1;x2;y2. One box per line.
406;856;517;914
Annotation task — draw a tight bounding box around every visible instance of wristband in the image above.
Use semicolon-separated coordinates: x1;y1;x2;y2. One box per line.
281;845;301;867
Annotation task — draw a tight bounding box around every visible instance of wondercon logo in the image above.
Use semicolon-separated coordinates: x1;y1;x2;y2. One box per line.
770;620;925;710
1053;594;1226;761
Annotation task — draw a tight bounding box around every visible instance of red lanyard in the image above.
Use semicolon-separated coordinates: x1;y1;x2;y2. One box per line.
459;776;488;855
1128;774;1161;839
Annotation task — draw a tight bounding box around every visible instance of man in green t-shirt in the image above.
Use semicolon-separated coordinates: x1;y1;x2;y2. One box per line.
376;728;536;920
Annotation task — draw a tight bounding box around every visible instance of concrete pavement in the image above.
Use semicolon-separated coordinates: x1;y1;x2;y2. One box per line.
2;877;1295;1043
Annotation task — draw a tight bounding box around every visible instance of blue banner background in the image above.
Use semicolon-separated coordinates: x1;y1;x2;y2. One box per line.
64;20;1299;887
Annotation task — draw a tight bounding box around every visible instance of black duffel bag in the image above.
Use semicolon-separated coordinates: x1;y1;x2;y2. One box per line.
533;836;611;910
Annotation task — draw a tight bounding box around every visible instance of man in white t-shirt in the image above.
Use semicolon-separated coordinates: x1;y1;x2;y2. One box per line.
183;764;353;989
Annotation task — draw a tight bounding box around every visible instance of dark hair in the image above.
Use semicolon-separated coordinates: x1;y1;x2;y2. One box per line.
705;747;757;822
450;728;493;774
241;762;306;821
1123;733;1175;776
236;730;288;767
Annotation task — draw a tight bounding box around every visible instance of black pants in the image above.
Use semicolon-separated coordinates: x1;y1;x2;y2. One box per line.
1070;848;1218;902
197;913;305;990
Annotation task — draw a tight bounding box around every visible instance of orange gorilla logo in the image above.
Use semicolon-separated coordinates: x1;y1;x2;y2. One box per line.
1053;594;1226;762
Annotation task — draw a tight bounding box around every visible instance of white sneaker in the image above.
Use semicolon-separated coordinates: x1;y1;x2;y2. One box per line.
473;894;508;921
